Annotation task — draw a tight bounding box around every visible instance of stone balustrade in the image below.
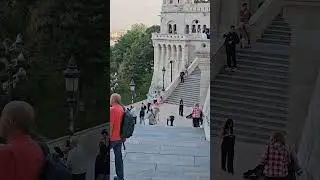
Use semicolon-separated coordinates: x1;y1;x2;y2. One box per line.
202;86;210;141
162;3;210;13
152;33;210;41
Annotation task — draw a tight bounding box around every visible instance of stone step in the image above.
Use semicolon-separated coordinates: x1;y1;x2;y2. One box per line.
211;125;270;142
261;33;292;41
210;122;274;140
237;54;289;65
237;49;290;59
212;104;287;120
236;58;289;71
237;64;288;76
212;117;285;133
212;79;287;94
210;90;287;107
257;38;291;46
210;131;267;145
211;111;287;128
267;25;291;32
211;96;287;113
263;29;292;37
216;74;288;89
271;20;289;26
230;70;288;82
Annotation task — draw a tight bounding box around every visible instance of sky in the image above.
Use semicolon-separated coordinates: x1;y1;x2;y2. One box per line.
110;0;161;32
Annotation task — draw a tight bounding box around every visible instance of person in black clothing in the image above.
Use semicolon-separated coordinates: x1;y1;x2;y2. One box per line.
139;105;146;125
179;99;184;116
220;118;235;175
95;141;110;180
205;28;210;39
223;25;240;72
180;71;185;83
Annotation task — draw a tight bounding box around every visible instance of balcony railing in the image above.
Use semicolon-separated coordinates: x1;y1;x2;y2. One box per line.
152;33;210;41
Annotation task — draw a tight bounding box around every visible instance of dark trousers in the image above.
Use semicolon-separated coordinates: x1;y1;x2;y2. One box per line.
200;118;203;125
192;118;200;127
180;76;184;83
147;103;151;111
133;117;137;124
179;105;183;116
72;173;86;180
110;140;124;180
221;146;234;174
226;47;236;68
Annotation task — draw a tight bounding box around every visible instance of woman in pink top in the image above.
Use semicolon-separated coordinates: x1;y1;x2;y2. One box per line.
191;103;202;128
152;99;160;122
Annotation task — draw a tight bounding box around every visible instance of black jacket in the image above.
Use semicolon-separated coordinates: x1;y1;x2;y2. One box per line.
223;32;240;49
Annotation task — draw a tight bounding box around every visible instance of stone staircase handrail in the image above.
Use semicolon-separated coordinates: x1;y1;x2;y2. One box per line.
249;0;285;44
162;57;200;102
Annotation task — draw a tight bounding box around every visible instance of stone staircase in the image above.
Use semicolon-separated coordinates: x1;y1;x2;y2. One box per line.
210;15;291;144
110;125;210;180
165;67;201;107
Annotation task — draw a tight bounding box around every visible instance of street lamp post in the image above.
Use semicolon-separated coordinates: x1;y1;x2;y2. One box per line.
162;66;166;91
129;78;136;104
64;56;80;135
169;60;173;82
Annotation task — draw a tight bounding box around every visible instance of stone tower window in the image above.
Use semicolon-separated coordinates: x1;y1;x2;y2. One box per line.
197;25;201;32
202;25;207;33
168;24;173;33
185;25;190;34
173;24;177;34
178;0;180;3
192;25;196;33
169;0;173;3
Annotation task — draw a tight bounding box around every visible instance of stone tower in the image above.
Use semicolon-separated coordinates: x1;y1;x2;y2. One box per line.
149;0;210;94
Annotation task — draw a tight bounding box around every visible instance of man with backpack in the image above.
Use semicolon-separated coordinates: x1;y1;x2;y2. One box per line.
0;101;45;180
223;25;240;72
110;93;125;180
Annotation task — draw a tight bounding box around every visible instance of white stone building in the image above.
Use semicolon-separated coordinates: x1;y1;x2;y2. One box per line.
149;0;210;93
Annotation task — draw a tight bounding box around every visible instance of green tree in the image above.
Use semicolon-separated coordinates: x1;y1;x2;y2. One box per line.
111;24;160;104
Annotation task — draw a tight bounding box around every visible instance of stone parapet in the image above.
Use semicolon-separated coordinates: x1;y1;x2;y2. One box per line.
162;2;210;13
152;33;210;42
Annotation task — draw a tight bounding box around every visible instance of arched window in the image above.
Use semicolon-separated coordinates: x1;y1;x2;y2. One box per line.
202;25;207;33
173;24;177;34
169;0;173;3
185;25;190;34
168;24;172;33
192;25;196;33
178;0;180;3
197;25;201;33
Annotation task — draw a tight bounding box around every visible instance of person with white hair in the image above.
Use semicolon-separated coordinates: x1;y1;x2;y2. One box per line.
0;101;44;180
67;136;88;180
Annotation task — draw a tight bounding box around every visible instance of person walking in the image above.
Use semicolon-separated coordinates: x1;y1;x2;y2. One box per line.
148;109;157;125
139;105;146;125
110;93;125;180
130;106;137;124
153;99;160;122
223;25;240;72
239;3;251;48
0;101;45;180
220;119;235;175
67;137;88;180
191;103;202;127
95;141;110;180
180;71;185;83
147;95;152;112
179;99;184;116
260;132;290;180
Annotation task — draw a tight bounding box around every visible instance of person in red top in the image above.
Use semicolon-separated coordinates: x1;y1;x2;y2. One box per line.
0;101;44;180
110;93;125;180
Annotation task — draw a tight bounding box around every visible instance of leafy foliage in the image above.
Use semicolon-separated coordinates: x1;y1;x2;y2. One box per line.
110;24;160;104
0;0;108;139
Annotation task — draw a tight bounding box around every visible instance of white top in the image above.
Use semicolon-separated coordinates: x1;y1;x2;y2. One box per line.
130;107;138;117
67;146;88;174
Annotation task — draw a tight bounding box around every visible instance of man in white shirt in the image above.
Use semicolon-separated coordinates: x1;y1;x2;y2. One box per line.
67;137;88;180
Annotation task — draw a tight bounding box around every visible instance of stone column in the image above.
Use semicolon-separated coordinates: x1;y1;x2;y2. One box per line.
198;57;210;105
153;44;159;73
284;3;320;148
182;44;189;68
176;46;181;75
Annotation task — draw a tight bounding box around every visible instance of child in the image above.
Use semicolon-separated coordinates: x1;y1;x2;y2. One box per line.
95;130;110;180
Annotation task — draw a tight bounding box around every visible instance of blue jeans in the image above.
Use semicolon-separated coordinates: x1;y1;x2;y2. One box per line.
110;140;124;180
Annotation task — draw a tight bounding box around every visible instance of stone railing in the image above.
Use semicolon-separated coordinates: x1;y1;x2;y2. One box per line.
152;33;210;41
249;0;285;43
161;56;200;102
162;3;210;13
202;86;210;141
296;69;320;180
47;100;146;148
